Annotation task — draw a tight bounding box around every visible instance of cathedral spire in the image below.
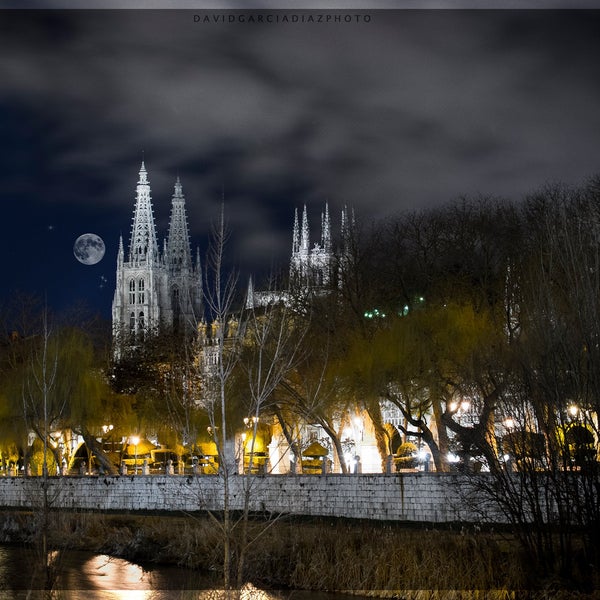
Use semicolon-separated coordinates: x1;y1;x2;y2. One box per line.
246;275;255;309
341;205;354;248
117;234;124;264
174;175;183;198
321;202;331;252
129;161;159;265
138;160;148;184
339;205;355;286
292;208;300;255
166;176;192;272
300;205;310;254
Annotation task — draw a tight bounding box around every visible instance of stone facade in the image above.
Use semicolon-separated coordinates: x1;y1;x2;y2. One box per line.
112;162;202;356
0;474;507;524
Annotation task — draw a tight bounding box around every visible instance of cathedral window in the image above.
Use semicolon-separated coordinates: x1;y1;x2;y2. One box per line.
129;280;135;304
129;312;135;333
138;278;145;304
138;311;145;330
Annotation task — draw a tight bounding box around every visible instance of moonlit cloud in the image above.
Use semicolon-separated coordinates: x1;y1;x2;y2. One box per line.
1;9;600;314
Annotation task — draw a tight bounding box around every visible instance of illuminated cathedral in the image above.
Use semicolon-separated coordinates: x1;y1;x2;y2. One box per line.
112;161;352;354
111;162;203;356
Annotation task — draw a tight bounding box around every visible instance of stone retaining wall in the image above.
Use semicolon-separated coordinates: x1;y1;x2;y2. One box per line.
0;473;507;523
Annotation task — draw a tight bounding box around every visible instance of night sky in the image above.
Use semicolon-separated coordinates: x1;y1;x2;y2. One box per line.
1;9;600;320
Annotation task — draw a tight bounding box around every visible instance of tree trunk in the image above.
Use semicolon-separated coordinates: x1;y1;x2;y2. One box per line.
274;406;302;473
321;420;347;474
79;429;119;475
365;401;392;472
431;398;451;472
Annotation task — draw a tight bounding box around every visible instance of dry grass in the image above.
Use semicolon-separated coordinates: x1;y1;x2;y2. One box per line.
244;521;527;592
0;511;596;598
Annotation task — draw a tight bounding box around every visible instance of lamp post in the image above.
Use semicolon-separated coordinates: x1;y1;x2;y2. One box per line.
131;435;140;475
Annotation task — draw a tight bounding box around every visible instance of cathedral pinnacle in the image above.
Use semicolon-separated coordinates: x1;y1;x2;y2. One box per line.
129;161;159;265
167;176;192;272
174;176;183;198
321;202;331;252
138;160;148;184
300;205;310;254
292;208;300;255
289;202;334;289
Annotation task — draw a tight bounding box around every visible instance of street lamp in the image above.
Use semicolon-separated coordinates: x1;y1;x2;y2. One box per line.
131;435;140;475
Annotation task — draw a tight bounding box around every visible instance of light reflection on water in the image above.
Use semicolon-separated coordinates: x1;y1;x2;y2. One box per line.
59;554;296;599
0;546;366;600
59;554;167;599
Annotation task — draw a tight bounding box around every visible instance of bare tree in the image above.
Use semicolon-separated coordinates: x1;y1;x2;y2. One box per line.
459;183;600;588
200;203;242;590
232;290;307;587
19;307;60;589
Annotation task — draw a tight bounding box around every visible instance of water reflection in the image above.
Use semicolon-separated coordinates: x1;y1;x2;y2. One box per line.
0;547;217;599
60;554;162;598
0;546;366;600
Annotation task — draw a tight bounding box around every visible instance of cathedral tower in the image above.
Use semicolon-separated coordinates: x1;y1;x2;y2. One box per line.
247;203;346;309
112;163;202;357
290;203;334;288
165;176;203;333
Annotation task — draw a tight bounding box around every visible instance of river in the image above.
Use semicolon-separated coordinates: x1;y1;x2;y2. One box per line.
0;545;370;599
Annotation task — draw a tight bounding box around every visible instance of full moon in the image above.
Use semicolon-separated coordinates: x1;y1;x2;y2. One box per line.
73;233;106;265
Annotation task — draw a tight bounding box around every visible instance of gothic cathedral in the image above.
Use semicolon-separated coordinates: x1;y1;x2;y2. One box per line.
113;161;352;354
112;162;202;356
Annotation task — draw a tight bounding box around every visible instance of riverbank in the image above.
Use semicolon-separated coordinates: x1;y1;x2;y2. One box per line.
0;510;596;598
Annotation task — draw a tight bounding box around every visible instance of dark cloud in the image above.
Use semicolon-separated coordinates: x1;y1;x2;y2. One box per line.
1;10;600;315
